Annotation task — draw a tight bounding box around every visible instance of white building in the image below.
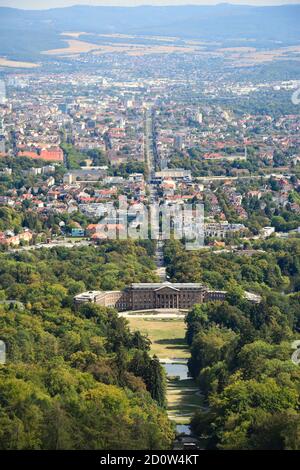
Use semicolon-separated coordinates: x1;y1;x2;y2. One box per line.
194;110;203;124
261;226;275;238
0;80;6;105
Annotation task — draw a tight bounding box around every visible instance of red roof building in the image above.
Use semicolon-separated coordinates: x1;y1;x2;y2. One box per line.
40;148;64;162
18;147;63;162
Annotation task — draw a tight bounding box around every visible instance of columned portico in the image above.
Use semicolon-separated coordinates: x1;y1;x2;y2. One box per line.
156;293;179;308
74;282;228;311
130;281;211;310
154;285;180;309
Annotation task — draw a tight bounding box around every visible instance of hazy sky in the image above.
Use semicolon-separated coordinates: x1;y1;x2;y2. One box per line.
1;0;300;9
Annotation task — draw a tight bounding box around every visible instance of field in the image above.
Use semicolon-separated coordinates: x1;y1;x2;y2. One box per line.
127;317;189;360
0;58;39;68
219;45;300;66
43;35;199;57
42;31;300;65
44;40;197;57
44;39;103;56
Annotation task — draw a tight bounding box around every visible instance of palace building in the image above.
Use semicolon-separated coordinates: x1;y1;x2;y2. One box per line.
74;281;227;311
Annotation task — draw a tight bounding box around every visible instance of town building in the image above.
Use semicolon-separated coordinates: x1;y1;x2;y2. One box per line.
0;80;7;105
204;222;246;238
63;167;107;183
155;169;192;181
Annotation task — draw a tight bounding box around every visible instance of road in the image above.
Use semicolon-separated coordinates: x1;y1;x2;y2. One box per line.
144;108;156;184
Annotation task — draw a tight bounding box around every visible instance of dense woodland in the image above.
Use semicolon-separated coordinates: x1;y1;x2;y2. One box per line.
1;212;300;449
0;241;174;449
164;238;300;309
164;239;300;449
0;241;158;306
186;299;300;449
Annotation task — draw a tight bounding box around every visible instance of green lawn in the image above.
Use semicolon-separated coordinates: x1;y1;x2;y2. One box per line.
127;317;189;359
127;316;203;424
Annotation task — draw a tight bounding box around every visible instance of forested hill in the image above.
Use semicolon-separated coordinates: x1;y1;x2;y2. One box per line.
0;241;174;449
0;4;300;61
163;239;300;449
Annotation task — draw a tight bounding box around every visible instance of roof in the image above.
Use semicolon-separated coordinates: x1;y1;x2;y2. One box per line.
154;285;180;292
131;281;206;290
18;148;63;162
40;149;63;162
74;291;104;301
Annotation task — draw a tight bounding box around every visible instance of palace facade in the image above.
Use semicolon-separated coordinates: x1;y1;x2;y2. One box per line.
74;281;227;311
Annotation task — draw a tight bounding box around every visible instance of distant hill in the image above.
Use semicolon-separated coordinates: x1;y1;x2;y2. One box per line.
0;4;300;61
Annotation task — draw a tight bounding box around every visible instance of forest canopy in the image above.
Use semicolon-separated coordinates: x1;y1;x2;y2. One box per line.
0;241;174;450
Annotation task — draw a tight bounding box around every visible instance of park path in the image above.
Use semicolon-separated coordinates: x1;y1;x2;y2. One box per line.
161;361;203;432
143;110;202;436
153;243;202;433
155;240;167;281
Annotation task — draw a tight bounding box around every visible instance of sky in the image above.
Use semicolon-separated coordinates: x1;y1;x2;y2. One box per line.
0;0;300;9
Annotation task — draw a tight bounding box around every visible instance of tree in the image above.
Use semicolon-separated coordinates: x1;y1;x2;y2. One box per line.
147;356;166;407
189;326;238;378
